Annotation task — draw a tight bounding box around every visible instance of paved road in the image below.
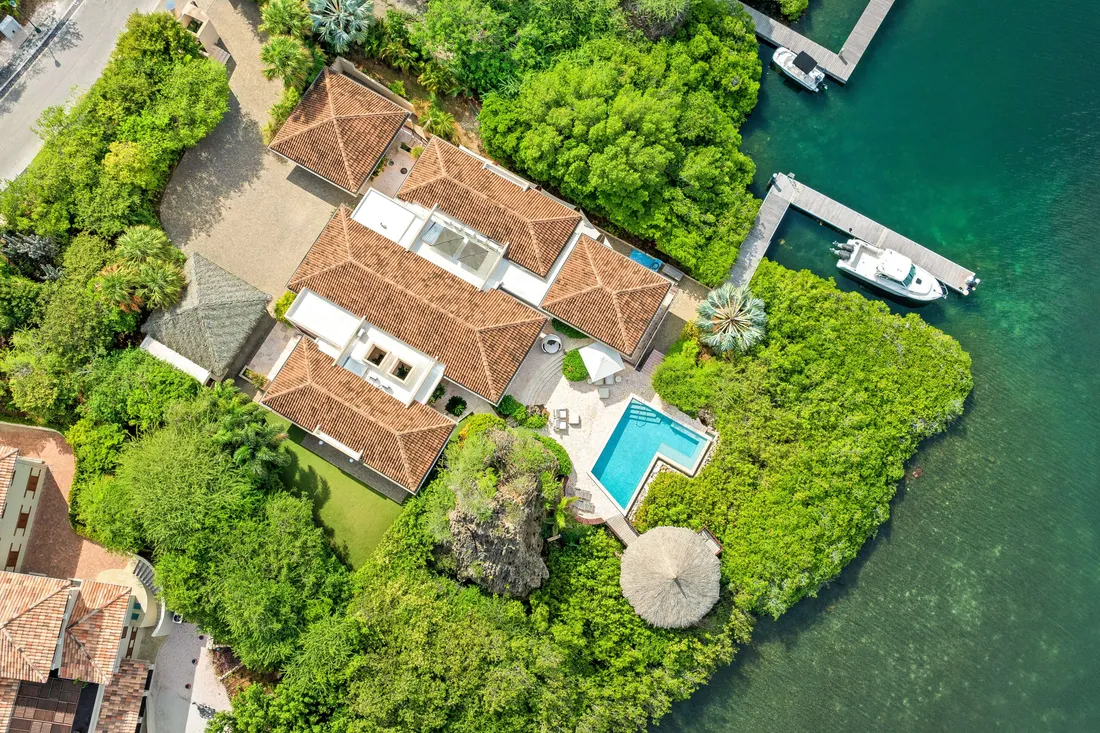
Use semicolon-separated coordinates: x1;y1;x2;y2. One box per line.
0;0;160;183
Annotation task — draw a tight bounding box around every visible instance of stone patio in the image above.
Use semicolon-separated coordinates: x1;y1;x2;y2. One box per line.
505;329;707;523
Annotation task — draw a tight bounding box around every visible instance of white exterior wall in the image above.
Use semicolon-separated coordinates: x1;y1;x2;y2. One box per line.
0;457;46;572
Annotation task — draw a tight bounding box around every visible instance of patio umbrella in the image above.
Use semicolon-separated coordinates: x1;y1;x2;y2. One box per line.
620;526;720;628
579;342;624;383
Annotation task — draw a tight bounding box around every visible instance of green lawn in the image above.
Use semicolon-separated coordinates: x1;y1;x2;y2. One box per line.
277;424;404;569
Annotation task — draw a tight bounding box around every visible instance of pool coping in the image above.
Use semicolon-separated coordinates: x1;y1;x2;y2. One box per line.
586;394;714;517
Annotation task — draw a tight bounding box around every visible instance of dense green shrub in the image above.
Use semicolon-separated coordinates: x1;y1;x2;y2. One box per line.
405;0;630;94
561;349;588;382
536;434;573;477
73;385;344;670
78;349;198;433
640;262;973;616
0;12;229;239
0;235;138;425
0;266;42;342
524;412;548;429
480;0;761;284
551;318;587;339
262;86;302;144
457;412;506;440
67;418;128;482
445;395;467;416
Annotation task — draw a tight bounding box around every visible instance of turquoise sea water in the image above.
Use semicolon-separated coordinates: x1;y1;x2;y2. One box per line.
664;0;1100;729
591;400;709;510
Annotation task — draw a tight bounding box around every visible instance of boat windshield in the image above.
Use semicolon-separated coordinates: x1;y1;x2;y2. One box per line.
901;265;918;287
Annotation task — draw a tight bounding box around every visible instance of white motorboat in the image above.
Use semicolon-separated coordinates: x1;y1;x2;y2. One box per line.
772;47;826;92
832;239;946;302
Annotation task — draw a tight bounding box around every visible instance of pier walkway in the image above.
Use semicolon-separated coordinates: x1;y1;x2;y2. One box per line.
730;173;979;295
736;0;895;83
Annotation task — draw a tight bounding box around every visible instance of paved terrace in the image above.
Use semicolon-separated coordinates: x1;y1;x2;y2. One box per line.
730;173;979;294
505;331;708;524
737;0;895;83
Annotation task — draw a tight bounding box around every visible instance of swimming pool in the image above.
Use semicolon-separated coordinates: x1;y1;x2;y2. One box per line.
629;249;663;272
590;398;711;512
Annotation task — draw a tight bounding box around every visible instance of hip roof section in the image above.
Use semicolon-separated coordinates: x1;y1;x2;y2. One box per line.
542;235;670;354
263;339;455;492
270;68;409;193
397;138;581;277
0;573;70;682
60;581;131;686
288;206;546;403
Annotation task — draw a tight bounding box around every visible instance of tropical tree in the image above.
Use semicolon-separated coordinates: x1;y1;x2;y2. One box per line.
96;264;142;313
115;225;177;263
308;0;372;54
260;0;313;38
134;260;186;311
420;97;457;142
260;35;314;89
418;62;457;96
694;281;766;354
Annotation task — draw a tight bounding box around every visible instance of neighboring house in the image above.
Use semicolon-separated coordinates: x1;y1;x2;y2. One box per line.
141;253;272;384
268;59;416;195
263;76;675;499
0;571;154;733
0;446;46;573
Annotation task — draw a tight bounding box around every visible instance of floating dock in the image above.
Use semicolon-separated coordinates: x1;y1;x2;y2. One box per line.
730;173;979;295
736;0;896;83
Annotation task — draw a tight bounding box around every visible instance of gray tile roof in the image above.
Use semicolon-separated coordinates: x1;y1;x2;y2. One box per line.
142;254;270;379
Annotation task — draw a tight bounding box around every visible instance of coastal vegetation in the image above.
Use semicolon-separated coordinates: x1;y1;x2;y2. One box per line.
213;264;972;731
480;1;761;284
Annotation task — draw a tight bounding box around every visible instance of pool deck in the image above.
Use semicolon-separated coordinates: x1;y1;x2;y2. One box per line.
506;332;708;524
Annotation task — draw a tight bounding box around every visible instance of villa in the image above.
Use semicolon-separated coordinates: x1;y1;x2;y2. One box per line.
259;60;681;503
0;444;157;733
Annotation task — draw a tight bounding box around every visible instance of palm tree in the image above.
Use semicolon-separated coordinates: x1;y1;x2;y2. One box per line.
260;0;313;38
260;35;314;89
546;495;578;542
308;0;373;54
695;281;766;354
95;264;142;313
418;62;457;97
135;260;186;311
116;225;175;263
421;98;457;142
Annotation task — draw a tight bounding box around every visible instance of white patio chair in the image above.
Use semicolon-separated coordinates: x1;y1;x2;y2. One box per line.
556;419;569;432
568;413;581;426
598;387;611;400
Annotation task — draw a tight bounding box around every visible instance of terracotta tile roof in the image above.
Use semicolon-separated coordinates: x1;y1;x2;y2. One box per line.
397;138;582;277
542;236;670;354
60;581;130;685
0;677;18;729
0;445;18;513
0;573;70;682
264;339;456;492
97;659;150;733
288;206;546;403
270;68;409;193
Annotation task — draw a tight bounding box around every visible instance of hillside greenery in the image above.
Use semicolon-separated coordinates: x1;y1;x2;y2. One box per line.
480;1;761;284
213;264;971;731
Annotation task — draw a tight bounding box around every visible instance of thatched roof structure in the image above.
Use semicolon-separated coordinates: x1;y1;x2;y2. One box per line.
619;526;720;628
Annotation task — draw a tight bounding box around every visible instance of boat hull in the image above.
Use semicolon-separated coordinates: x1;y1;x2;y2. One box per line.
772;48;824;92
836;261;945;303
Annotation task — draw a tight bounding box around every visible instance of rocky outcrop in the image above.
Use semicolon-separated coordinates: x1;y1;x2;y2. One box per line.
444;428;560;598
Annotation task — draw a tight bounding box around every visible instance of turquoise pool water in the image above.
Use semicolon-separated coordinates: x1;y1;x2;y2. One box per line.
591;400;710;511
629;249;663;271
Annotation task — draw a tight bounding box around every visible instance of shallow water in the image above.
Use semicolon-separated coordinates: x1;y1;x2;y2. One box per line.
664;0;1100;729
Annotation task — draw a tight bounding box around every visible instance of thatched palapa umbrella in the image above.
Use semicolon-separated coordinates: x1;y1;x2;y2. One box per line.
620;526;720;628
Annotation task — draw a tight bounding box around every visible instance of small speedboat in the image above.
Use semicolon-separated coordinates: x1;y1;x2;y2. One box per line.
772;47;826;92
832;239;946;302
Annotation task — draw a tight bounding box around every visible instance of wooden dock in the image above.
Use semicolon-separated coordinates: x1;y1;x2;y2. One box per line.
736;0;896;83
731;173;979;295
